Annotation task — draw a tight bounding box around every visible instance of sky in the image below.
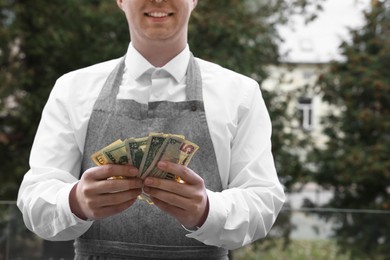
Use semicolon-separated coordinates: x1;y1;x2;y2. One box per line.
278;0;371;63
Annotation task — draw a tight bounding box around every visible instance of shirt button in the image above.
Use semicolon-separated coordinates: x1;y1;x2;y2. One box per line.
191;105;197;111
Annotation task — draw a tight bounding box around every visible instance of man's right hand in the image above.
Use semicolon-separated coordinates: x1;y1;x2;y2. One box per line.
69;164;142;220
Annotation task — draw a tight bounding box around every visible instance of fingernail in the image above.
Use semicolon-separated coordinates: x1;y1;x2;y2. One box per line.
129;168;139;176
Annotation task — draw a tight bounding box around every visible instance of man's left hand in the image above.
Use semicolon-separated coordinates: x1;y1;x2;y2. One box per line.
143;161;208;229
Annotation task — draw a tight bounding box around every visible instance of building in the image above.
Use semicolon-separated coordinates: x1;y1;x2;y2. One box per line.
263;0;372;239
263;0;370;145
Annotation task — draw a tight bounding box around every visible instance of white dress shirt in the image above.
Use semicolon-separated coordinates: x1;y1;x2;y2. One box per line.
17;43;285;250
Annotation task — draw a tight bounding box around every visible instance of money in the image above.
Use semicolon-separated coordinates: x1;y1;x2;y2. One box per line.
90;132;199;203
124;137;148;168
139;133;168;178
103;141;129;165
91;139;123;166
145;136;199;181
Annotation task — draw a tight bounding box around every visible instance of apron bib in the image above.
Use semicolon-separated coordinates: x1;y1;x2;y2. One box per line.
74;55;228;260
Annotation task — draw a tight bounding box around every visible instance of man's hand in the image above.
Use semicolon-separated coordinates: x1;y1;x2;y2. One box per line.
69;164;143;220
143;161;209;229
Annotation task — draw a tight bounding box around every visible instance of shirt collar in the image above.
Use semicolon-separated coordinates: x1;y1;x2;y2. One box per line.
125;43;190;83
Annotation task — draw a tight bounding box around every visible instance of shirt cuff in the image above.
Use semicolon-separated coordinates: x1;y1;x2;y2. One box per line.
57;183;93;231
185;190;227;243
181;224;200;233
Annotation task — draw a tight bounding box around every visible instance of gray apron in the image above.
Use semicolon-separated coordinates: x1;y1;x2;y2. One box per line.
74;55;228;260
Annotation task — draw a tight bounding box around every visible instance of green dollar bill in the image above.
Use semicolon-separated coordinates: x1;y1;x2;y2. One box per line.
172;139;199;182
91;139;123;165
146;136;183;178
124;137;148;169
102;141;129;164
139;133;167;178
151;137;199;181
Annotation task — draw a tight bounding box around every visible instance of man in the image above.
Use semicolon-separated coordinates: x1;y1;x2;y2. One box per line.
17;0;285;259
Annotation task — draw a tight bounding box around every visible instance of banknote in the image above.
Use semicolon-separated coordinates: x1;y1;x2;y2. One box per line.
103;141;129;165
91;139;123;166
144;135;183;179
177;140;199;166
147;136;199;181
124;137;148;168
138;133;168;178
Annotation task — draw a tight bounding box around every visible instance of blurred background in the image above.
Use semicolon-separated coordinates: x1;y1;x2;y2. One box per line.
0;0;389;259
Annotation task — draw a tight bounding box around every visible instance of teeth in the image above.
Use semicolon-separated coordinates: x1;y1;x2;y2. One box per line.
148;12;169;18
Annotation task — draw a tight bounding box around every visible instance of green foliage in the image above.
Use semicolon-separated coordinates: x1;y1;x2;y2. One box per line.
310;3;390;258
0;0;129;200
190;0;280;81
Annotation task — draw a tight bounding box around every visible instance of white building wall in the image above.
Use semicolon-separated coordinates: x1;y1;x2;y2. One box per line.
262;63;330;148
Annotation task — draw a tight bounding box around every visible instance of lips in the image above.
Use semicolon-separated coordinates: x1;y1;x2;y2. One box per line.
145;12;173;18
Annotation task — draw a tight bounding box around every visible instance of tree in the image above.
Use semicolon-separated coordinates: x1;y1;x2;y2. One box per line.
310;2;390;258
0;0;129;200
1;1;129;257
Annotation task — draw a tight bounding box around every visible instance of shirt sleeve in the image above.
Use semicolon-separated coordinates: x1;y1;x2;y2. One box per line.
186;83;285;250
17;78;94;241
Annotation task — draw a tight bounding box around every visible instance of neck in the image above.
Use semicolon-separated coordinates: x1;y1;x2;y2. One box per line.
132;41;186;67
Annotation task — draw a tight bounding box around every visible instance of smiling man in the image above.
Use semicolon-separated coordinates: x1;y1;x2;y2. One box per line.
120;0;193;66
17;0;285;259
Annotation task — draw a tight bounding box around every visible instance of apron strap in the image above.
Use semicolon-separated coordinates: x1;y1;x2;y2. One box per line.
185;54;203;102
93;56;126;111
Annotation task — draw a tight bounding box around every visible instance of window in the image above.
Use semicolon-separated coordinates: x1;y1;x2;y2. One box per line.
297;97;314;131
302;70;314;80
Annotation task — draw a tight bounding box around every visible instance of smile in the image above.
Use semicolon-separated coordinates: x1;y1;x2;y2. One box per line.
145;12;173;18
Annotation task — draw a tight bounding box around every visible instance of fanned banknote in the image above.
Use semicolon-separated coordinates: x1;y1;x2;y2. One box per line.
103;141;129;165
138;133;168;178
124;137;148;168
145;136;199;181
91;139;123;166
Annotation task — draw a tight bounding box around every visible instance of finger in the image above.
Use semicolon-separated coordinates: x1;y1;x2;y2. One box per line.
89;198;138;220
157;161;201;184
144;177;197;199
144;177;181;193
150;196;186;215
143;185;190;208
99;189;143;207
84;164;139;181
97;178;143;194
150;196;202;228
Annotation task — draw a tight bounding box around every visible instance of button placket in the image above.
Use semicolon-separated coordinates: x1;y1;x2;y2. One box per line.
150;69;169;102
